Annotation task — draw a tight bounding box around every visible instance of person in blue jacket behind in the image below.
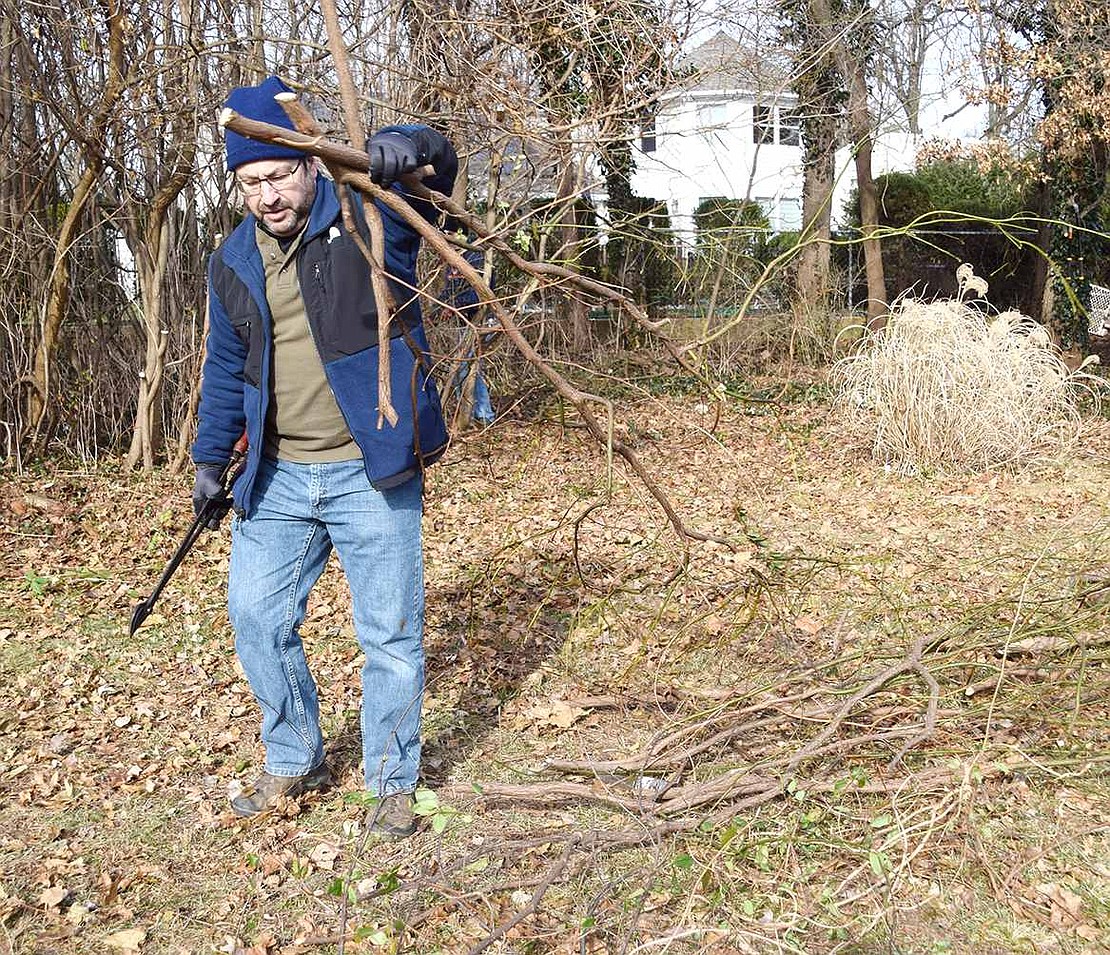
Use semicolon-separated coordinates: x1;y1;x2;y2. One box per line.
192;75;457;836
445;246;496;426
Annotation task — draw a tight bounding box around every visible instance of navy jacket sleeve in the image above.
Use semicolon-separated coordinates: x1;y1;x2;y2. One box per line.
376;124;458;222
192;254;248;466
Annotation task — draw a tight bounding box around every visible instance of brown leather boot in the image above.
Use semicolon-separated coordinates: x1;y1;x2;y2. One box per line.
230;763;331;817
368;792;417;839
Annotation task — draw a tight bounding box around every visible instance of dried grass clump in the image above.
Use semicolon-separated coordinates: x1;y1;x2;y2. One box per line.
835;295;1101;473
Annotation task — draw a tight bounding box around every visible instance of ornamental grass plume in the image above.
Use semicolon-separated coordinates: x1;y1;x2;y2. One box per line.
834;269;1101;473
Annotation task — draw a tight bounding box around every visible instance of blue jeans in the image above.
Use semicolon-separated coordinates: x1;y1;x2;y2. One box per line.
228;457;424;795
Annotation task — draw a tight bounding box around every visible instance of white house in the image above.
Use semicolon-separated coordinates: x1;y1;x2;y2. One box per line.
632;30;989;246
631;32;805;248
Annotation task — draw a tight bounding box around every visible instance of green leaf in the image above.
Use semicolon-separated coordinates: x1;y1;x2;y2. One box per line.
673;853;694;870
753;844;771;871
343;791;380;807
376;867;400;892
353;926;389;946
412;788;440;816
869;850;891;876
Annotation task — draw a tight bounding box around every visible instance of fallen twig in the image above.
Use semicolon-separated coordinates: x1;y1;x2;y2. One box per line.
465;839;577;954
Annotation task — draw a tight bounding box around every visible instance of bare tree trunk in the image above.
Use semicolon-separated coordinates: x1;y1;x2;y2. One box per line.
809;0;886;327
250;0;266;77
27;161;101;436
554;160;589;350
850;106;889;329
796;115;836;310
1030;175;1052;326
126;214;173;469
170;278;209;475
124;0;200;470
839;32;887;325
0;14;12;239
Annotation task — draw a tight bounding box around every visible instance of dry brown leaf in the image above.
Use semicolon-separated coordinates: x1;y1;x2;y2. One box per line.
702;614;726;635
104;927;147;951
39;884;68;907
1036;882;1083;926
237;928;279;953
309;842;339;870
793;615;824;636
520;699;587;729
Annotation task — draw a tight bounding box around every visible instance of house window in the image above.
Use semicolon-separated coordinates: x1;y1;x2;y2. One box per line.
779;197;802;231
754;197;802;232
697;102;729;132
641;115;656;153
752;105;773;144
753;105;802;147
779;108;801;146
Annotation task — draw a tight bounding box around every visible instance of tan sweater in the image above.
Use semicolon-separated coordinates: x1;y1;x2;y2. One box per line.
258;226;360;462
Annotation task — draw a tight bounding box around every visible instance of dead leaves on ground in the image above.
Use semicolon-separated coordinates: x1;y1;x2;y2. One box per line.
1;395;1110;951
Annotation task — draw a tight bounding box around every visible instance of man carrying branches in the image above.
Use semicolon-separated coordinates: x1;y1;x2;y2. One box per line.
191;75;458;836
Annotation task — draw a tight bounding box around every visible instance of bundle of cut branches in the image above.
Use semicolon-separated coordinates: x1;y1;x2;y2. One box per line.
218;56;726;549
835;278;1102;473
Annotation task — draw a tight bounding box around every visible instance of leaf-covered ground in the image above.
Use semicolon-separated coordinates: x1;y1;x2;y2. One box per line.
2;382;1109;954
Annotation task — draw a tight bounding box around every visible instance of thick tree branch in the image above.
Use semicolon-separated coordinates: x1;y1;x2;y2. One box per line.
271;93;399;426
218;108;728;546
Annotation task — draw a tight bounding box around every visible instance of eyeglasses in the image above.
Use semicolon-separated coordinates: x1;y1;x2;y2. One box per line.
236;160;306;196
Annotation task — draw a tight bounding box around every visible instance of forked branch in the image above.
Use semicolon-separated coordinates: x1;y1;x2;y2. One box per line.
218;107;730;546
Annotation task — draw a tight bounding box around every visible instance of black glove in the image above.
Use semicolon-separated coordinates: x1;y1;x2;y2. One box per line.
368;131;421;188
192;464;231;530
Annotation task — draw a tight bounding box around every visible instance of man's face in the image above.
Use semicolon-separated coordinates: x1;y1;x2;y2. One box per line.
235;157;316;237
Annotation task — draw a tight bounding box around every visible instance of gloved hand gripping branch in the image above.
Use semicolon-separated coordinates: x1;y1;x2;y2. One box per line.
368;131;423;189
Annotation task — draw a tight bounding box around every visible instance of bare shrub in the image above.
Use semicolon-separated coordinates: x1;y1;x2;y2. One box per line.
834;294;1102;473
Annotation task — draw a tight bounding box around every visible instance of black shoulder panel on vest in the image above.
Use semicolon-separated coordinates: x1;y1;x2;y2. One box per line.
213;255;264;388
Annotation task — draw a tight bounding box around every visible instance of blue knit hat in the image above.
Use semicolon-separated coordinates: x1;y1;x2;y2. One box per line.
223;75;307;171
